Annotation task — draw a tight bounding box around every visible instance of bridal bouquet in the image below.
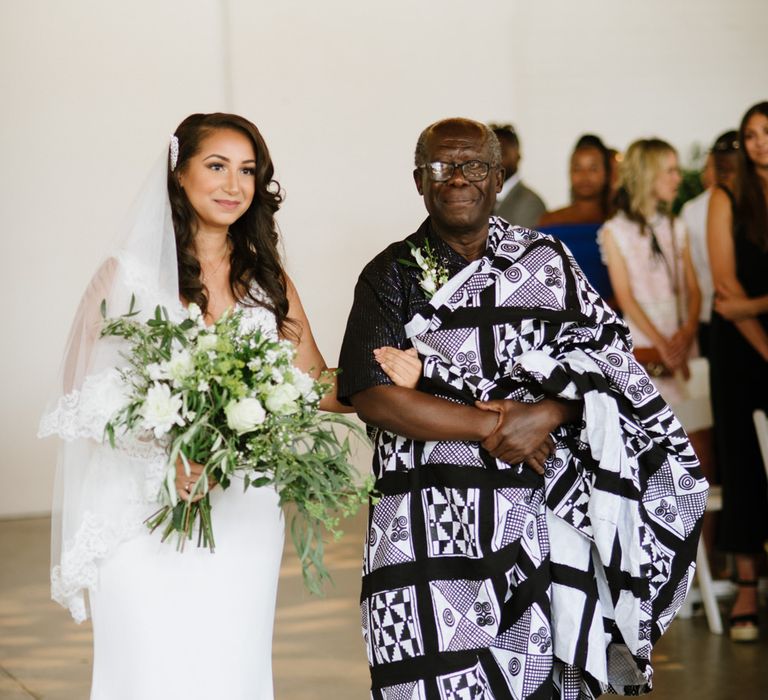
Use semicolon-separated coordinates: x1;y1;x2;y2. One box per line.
100;298;370;594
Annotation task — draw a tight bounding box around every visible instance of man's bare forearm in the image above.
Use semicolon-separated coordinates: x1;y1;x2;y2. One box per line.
351;386;582;446
351;385;498;442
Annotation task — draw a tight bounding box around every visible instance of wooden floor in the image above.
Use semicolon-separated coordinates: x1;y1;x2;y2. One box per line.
1;515;766;699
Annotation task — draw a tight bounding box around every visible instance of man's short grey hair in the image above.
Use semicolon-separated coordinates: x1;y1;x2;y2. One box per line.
414;118;502;168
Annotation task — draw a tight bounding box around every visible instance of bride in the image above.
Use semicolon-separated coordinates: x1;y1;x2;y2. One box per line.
39;112;420;699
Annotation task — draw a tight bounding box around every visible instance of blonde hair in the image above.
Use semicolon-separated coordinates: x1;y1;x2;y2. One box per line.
618;138;677;222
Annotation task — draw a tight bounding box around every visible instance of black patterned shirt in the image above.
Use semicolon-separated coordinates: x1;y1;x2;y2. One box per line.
338;217;477;404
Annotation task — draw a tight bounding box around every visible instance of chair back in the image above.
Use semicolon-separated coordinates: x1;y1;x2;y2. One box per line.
753;409;768;481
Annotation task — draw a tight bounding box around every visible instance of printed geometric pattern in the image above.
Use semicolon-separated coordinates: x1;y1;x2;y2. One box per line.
423;440;485;468
362;217;704;699
496;320;546;369
361;598;373;665
495;604;547;652
489;604;555;697
422;328;475;363
367;494;415;573
641;531;674;601
376;432;416;475
656;563;695;635
553;661;604;700
369;586;424;664
643;459;707;540
505;276;561;311
430;578;500;652
546;477;593;537
490;647;553;700
420;357;498;405
422;487;481;558
491;488;543;556
380;680;427;700
437;662;490;700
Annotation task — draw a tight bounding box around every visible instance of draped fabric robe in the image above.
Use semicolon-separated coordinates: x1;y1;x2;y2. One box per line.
339;217;706;700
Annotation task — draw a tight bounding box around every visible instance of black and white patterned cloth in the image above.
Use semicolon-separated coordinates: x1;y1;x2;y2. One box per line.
352;217;706;700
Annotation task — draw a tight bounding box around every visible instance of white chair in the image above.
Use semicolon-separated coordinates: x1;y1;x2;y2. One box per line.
753;409;768;481
694;486;724;634
675;358;724;633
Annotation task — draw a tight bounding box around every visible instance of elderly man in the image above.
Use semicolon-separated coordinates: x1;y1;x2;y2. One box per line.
338;118;705;699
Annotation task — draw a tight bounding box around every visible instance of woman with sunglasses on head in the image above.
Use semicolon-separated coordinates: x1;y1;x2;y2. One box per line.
707;101;768;643
40;112;419;699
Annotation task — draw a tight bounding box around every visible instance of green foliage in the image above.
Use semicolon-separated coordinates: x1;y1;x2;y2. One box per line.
672;168;704;215
101;301;370;594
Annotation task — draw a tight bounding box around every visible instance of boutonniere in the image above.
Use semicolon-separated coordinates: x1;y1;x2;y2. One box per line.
398;241;449;299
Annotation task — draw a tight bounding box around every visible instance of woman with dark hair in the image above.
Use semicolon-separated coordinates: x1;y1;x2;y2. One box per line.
707;101;768;643
539;134;613;227
538;134;614;300
39;113;418;698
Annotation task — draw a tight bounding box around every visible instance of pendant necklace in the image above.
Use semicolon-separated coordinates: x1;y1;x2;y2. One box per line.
201;241;231;284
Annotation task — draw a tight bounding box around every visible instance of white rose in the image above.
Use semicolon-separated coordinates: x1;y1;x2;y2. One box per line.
264;383;301;415
197;334;218;352
225;398;266;435
140;383;184;438
420;276;437;295
166;349;194;384
187;303;202;322
290;370;317;399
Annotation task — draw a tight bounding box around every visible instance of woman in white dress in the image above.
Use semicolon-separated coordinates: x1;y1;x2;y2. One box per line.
598;138;701;406
40;113;419;699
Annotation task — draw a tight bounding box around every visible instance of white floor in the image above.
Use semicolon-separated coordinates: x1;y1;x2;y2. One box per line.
1;514;766;699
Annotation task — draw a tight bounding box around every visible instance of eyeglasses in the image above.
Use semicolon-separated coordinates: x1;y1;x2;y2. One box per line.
419;160;493;182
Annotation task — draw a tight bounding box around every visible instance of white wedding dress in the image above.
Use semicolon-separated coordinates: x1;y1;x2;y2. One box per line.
44;301;285;700
90;480;284;699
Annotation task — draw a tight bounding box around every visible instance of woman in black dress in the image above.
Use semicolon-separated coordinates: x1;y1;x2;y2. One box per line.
708;101;768;642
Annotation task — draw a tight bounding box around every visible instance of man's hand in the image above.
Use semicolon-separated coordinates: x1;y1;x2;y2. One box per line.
523;436;556;475
476;398;578;474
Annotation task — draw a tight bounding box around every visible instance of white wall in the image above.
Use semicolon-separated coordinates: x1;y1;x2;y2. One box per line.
0;0;229;516
511;1;768;207
2;0;767;517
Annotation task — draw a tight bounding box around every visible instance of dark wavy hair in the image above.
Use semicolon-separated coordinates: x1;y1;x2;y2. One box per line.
167;112;292;333
735;101;768;251
573;133;613;219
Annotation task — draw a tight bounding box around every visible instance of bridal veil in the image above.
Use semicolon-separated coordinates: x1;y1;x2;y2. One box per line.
39;153;182;621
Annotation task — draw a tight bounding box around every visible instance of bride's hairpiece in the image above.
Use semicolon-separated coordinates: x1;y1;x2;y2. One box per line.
169;135;180;172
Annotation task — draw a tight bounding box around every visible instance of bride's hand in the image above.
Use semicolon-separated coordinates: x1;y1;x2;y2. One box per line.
175;456;216;503
374;346;422;389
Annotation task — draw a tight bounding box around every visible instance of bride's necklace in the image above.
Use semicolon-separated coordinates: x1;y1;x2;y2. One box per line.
200;242;231;284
